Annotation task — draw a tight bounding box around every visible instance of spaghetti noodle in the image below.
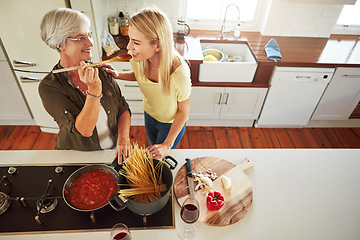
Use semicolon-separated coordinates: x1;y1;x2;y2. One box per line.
119;144;166;203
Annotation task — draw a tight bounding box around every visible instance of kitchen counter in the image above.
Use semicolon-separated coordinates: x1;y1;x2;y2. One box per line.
186;31;360;88
1;149;360;240
105;31;360;88
187;30;360;66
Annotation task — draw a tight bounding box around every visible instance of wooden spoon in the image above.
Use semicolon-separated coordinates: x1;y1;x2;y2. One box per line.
52;54;132;74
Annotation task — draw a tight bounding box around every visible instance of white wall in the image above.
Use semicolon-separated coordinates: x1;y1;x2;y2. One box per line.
106;0;347;38
260;0;344;37
107;0;179;33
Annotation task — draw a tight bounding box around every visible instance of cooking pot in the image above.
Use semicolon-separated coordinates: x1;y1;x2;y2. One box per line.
109;156;177;216
63;163;120;212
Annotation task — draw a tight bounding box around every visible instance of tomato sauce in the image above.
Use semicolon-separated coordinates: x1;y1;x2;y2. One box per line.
66;170;117;210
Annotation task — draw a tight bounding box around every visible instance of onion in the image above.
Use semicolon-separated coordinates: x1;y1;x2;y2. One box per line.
221;175;232;190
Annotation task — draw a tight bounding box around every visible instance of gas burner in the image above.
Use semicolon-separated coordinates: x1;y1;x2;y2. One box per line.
0;192;11;215
36;198;58;213
7;167;17;175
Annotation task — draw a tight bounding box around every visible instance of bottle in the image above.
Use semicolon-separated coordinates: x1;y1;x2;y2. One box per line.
234;23;240;37
119;12;129;37
108;16;120;36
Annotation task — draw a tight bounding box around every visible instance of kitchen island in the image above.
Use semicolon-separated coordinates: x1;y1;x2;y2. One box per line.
0;149;359;240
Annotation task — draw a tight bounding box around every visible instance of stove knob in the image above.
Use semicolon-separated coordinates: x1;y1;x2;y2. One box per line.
8;167;17;175
55;166;63;174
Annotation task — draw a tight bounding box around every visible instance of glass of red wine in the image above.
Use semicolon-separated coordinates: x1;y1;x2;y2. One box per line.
178;197;200;239
110;223;132;240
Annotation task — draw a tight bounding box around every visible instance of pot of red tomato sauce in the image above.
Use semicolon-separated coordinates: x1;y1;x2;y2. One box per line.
63;164;120;212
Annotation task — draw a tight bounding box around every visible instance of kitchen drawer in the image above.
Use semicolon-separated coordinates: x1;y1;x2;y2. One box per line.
14;71;59;132
116;80;143;120
116;80;142;99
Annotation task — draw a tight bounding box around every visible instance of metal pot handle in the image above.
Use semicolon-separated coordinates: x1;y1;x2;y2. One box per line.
163;155;178;170
110;157;122;171
109;193;127;211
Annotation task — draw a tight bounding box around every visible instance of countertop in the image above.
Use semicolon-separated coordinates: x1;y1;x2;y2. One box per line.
104;31;360;88
185;30;360;67
1;149;360;240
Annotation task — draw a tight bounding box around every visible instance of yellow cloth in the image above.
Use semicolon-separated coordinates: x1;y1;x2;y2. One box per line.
130;57;191;123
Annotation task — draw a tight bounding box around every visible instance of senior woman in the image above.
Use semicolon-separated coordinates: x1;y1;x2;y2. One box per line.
39;8;131;162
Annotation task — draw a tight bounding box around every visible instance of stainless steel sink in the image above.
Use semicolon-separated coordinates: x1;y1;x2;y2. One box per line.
199;40;258;83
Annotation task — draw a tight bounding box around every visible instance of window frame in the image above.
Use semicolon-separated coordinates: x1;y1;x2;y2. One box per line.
332;2;360;35
185;0;263;32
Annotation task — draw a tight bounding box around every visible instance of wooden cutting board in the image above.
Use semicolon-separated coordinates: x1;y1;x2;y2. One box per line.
173;156;253;226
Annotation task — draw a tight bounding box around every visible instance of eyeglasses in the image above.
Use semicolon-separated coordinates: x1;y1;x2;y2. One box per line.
66;33;93;43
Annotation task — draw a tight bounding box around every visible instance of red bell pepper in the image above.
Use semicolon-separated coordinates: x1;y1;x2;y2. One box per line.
206;191;225;211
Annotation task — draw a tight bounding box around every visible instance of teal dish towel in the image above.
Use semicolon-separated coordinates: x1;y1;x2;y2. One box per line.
265;38;282;62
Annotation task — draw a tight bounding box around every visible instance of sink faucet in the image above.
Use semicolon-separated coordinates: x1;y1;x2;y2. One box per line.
220;3;241;38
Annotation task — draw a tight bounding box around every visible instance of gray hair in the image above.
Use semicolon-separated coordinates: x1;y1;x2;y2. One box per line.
40;8;90;52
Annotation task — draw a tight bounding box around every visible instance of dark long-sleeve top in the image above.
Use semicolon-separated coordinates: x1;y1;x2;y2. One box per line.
38;62;130;150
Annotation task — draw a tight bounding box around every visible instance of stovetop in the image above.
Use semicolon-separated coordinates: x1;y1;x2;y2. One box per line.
0;165;174;234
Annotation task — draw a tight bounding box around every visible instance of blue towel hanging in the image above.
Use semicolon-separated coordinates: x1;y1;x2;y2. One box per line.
265;38;282;62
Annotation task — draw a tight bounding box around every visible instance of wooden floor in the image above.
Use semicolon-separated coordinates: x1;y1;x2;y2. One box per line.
1;125;360;150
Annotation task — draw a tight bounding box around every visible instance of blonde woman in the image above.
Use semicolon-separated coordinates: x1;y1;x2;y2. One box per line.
103;8;191;159
39;8;132;162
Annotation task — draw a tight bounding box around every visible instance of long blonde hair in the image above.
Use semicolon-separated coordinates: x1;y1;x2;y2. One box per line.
130;8;177;95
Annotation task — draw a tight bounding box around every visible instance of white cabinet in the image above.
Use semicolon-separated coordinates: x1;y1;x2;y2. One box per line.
69;0;102;62
0;44;33;124
14;72;59;131
0;0;67;132
115;80;144;126
113;62;144;125
189;87;267;127
290;0;356;4
189;87;222;120
0;0;66;72
312;67;360;121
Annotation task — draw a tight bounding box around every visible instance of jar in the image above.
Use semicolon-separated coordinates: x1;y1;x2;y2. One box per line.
176;18;190;40
119;12;129;37
108;16;120;35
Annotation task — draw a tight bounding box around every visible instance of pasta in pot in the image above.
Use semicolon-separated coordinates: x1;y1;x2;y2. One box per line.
119;144;166;203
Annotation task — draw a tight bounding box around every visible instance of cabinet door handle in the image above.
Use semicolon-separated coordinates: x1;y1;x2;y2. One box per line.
124;84;139;88
344;74;360;78
126;99;142;102
217;93;222;105
223;93;229;105
295;75;311;79
13;60;36;67
20;76;42;82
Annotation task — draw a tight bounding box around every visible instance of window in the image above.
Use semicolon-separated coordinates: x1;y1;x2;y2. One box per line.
333;1;360;34
337;1;360;26
186;0;261;31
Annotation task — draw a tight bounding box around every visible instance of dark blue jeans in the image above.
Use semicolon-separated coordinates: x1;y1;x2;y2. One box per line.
144;111;186;149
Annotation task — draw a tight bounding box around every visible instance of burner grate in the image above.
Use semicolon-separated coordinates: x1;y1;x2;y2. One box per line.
0;192;11;215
